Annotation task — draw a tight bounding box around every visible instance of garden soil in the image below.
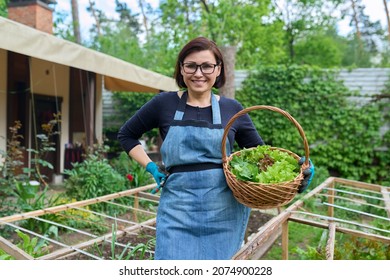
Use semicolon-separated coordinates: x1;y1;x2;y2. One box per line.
62;210;275;260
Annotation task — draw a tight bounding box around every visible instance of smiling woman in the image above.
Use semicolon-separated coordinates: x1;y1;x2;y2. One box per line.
117;36;266;260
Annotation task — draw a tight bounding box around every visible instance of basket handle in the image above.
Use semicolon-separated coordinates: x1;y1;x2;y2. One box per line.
221;105;310;167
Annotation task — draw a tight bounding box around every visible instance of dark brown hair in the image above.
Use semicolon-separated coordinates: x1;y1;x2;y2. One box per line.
173;37;226;89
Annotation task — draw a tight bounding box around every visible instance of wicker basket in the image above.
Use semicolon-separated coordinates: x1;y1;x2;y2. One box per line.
221;105;310;209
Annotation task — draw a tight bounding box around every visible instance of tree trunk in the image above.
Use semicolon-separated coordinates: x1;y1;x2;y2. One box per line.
138;0;149;41
88;0;101;36
219;45;236;99
351;0;363;51
71;0;81;43
383;0;390;42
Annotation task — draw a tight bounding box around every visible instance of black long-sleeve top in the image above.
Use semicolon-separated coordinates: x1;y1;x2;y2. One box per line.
117;91;264;153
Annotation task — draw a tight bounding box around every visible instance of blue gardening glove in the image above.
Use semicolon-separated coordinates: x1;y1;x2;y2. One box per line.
298;157;315;193
146;162;167;194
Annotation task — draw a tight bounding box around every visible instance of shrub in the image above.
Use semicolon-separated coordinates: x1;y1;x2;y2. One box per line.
237;65;388;184
63;154;127;202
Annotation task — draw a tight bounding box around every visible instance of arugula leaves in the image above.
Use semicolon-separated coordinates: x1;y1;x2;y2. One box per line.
229;145;300;184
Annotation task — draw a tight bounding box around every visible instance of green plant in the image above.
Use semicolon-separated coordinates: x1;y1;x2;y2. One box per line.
0;249;13;260
0;117;63;223
109;221;155;260
12;181;63;235
109;151;153;188
0;121;28;199
0;229;50;260
296;234;390;260
237;65;388;185
229;145;300;183
106;91;159;152
293;245;326;260
335;237;390;260
15;229;49;258
26;112;61;187
63;153;127;211
261;222;324;260
58;197;108;235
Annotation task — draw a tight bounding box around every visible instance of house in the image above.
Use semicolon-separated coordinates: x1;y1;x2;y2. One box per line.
0;0;178;183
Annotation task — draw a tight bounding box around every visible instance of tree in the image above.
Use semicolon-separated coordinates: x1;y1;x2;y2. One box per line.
383;0;390;42
71;0;81;43
200;0;274;97
341;0;384;66
236;65;387;183
87;0;101;36
157;0;274;98
294;29;347;67
272;0;344;63
86;0;144;66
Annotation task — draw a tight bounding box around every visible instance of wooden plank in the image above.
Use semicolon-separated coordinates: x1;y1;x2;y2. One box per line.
319;193;387;210
138;191;160;202
233;177;335;260
328;181;335;218
233;211;291;260
248;228;281;260
0;235;34;260
289;217;390;244
133;193;139;223
0;184;156;223
381;187;390;218
333;177;385;192
326;222;336;260
281;221;289;260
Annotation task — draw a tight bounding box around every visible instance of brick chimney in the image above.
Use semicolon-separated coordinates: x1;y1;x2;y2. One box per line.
8;0;57;34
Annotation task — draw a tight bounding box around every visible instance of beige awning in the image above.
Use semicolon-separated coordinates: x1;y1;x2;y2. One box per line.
0;17;178;93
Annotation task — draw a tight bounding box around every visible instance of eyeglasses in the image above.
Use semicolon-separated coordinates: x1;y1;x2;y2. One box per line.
181;62;219;74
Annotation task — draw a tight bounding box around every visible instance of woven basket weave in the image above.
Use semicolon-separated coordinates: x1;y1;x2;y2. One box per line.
221;105;310;209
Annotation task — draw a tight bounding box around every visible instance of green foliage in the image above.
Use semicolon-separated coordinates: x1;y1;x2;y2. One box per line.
335;236;390;260
63;154;127;203
107;92;159;153
14;229;49;258
27;113;61;186
110;152;153;188
236;65;388;184
54;197;107;235
107;91;154;127
51;0;388;71
230;145;300;183
294;235;390;260
264;221;389;260
0;229;49;260
108;221;155;260
262;222;323;260
0;249;12;260
0;121;28;198
62;145;130;214
11;181;63;236
294;31;345;67
293;245;325;260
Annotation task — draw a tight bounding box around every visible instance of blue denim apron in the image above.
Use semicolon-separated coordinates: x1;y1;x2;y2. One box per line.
156;92;250;260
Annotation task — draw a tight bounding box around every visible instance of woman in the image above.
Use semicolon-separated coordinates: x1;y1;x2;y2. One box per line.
118;37;312;259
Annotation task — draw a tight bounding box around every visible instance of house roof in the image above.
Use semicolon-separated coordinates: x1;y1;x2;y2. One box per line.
0;17;178;93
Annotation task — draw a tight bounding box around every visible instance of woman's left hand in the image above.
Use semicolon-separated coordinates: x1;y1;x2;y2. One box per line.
298;157;315;193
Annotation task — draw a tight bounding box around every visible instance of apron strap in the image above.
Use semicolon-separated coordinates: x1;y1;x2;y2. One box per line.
173;91;188;120
173;91;222;125
211;94;221;125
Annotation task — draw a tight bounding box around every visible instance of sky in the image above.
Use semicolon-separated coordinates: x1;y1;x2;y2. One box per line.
54;0;387;39
55;0;159;39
